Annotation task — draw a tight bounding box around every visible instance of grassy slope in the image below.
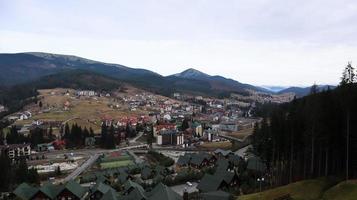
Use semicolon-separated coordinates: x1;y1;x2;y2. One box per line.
322;180;357;200
239;178;338;200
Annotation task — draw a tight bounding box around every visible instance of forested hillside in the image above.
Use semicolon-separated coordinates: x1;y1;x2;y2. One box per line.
252;63;357;185
0;70;122;119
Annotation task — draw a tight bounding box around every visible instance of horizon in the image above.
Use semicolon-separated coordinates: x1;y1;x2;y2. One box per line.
1;0;357;86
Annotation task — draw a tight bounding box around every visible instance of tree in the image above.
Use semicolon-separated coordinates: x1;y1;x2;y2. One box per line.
101;122;108;148
15;158;29;183
64;123;70;139
105;125;116;149
30;127;45;146
55;166;62;176
181;118;190;131
38;101;43;108
89;127;95;137
341;62;355;85
146;125;154;148
339;62;356;180
0;153;12;191
27;168;40;184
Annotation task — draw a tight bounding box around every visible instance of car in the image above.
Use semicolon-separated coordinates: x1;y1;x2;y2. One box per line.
186;182;193;187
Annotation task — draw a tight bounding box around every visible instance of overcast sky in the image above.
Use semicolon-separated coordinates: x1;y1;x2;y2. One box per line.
1;0;357;86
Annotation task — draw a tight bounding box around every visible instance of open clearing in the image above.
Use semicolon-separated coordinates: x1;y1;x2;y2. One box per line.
15;88;148;133
100;160;134;169
200;141;232;150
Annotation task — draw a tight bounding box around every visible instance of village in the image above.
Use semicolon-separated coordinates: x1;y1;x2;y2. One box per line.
0;87;290;200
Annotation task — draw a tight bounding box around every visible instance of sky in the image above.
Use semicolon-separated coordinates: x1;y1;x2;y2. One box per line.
1;0;357;86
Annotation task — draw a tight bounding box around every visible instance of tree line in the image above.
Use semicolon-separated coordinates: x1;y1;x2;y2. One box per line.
63;123;95;148
252;63;357;185
1;126;55;147
0;154;39;192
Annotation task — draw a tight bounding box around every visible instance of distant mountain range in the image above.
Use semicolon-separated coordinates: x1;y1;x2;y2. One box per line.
277;85;336;97
0;52;334;97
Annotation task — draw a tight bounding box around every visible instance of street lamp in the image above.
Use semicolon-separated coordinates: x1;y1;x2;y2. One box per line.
257;177;265;192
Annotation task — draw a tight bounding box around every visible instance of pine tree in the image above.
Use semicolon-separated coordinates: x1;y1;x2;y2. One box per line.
340;62;355;85
15;158;29;183
101;122;108;148
27;168;40;184
0;153;12;191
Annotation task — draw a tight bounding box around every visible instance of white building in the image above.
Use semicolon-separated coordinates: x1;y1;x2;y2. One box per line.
0;144;31;159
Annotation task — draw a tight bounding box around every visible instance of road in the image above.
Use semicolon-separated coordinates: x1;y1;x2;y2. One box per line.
129;131;143;143
62;153;100;183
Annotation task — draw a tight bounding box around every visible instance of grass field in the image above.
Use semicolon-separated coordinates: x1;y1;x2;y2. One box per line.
15;88;148;133
200;141;232;149
322;180;357;200
100;160;134;169
226;127;254;139
238;178;355;200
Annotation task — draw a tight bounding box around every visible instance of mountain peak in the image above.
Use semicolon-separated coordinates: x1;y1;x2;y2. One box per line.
174;68;210;79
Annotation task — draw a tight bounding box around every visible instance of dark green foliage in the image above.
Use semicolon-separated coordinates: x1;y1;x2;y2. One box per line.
55;166;62;176
146;125;154;147
0;155;40;191
6;126;28;144
0;153;12;191
252;82;357;185
27;168;40;184
63;123;91;148
0;69;122;120
100;123;117;149
29;127;46;147
147;150;174;167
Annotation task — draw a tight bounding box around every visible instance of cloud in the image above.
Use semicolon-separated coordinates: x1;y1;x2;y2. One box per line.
1;0;357;86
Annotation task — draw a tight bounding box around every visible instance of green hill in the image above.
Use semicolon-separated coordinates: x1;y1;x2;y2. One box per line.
322;181;357;200
238;178;355;200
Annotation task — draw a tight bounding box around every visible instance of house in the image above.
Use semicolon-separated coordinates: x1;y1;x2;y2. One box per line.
157;130;184;146
125;187;147;200
37;143;55;152
197;174;229;193
214;170;239;187
216;159;231;172
176;154;192;167
147;183;181;200
30;182;61;200
89;182;116;200
56;180;88;200
12;183;38;200
52;140;66;150
0;105;5;112
100;190;120;200
219;122;239;132
123;179;145;195
190;154;209;168
191;122;203;136
163;114;172;121
19;111;32;120
0;143;31;159
77;90;96;97
214;149;233;158
246;155;267;173
153;123;176;137
141;166;153;180
12;181;88;200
